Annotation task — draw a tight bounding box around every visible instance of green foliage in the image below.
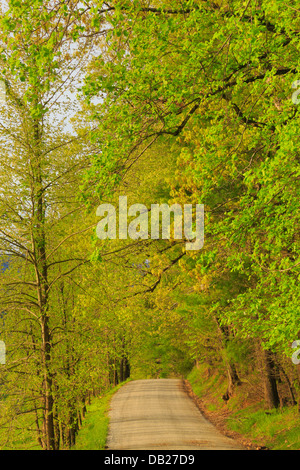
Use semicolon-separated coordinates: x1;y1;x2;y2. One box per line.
1;0;300;450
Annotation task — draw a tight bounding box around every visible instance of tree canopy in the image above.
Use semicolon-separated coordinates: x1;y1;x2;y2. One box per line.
0;0;299;449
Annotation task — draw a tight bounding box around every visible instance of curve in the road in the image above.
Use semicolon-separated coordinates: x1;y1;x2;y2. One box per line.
106;378;245;450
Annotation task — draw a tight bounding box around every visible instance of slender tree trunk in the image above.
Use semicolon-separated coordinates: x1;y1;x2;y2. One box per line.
34;402;45;449
32;118;56;450
119;357;124;382
125;356;130;380
41;316;55;449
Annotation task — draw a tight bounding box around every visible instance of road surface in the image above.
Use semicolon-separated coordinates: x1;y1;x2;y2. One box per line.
106;379;244;450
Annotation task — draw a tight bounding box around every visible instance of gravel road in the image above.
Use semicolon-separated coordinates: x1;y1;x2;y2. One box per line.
106;379;244;450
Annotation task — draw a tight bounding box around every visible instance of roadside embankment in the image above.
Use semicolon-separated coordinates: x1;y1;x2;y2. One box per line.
185;365;300;451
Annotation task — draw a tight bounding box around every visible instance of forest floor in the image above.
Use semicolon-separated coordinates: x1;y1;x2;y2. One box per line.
186;366;300;451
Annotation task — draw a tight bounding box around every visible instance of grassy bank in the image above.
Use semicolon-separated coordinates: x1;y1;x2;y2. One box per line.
186;365;300;450
73;379;131;450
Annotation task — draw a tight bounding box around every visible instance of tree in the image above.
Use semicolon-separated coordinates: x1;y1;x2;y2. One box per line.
0;0;103;448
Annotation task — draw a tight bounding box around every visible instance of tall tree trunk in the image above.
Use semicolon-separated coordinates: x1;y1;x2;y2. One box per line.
261;348;280;409
32;118;56;450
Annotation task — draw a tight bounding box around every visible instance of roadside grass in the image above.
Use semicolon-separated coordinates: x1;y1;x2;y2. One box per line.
226;406;300;450
73;379;131;450
187;365;300;450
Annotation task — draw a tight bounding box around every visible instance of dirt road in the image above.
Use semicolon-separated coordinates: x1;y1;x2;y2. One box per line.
106;379;244;450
